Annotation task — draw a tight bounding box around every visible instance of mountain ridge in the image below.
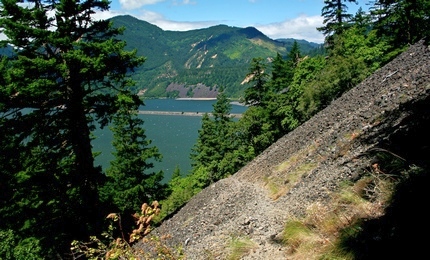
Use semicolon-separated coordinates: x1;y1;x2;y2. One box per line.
109;15;324;98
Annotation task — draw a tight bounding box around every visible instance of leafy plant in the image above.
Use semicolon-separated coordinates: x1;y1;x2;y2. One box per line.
71;201;174;260
0;230;43;260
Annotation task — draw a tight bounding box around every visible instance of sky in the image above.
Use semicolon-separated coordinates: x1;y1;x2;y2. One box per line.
95;0;369;44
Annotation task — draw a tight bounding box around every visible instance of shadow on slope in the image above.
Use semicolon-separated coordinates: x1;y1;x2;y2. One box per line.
341;95;430;259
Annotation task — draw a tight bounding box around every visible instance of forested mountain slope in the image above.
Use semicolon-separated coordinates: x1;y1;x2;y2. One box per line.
138;40;430;259
109;15;323;98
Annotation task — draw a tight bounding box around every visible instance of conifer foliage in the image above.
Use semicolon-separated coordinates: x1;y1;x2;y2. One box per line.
100;93;167;221
0;0;146;257
318;0;357;47
190;91;241;185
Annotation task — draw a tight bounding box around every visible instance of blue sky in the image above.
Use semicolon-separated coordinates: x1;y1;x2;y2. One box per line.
95;0;370;43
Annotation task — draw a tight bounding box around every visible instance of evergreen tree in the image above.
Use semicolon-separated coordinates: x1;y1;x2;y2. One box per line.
287;40;303;68
191;114;217;170
243;57;270;106
238;105;275;155
99;93;167;233
241;51;299;155
0;0;145;256
276;55;327;131
318;0;358;47
273;40;302;92
370;0;430;49
240;56;283;155
100;93;166;216
190;92;234;184
270;52;290;93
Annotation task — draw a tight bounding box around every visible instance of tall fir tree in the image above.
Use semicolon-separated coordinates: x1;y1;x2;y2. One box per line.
318;0;358;47
370;0;430;49
243;57;270;106
100;93;167;231
270;52;290;93
0;0;145;257
190;91;234;184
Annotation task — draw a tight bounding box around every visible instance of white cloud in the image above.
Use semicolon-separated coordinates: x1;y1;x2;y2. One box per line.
92;8;325;43
173;0;196;5
136;10;213;31
119;0;165;10
255;15;325;43
92;9;127;21
134;11;325;43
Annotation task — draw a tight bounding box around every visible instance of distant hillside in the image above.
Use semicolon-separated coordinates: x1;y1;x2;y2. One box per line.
109;15;323;98
276;38;325;56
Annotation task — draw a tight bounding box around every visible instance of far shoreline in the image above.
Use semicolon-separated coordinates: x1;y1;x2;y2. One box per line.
142;97;247;106
175;97;217;100
175;97;247;106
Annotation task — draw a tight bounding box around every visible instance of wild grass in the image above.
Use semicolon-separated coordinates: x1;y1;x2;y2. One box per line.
265;162;317;200
226;235;257;260
280;151;416;259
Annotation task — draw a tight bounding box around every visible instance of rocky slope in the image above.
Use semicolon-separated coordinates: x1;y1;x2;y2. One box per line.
138;40;430;259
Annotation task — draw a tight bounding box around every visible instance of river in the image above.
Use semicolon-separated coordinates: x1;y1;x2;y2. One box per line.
92;99;247;182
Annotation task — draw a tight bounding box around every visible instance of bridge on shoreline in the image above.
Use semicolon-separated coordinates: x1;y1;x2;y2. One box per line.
138;110;242;118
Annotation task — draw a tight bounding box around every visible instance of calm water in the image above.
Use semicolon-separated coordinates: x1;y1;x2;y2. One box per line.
92;99;247;182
